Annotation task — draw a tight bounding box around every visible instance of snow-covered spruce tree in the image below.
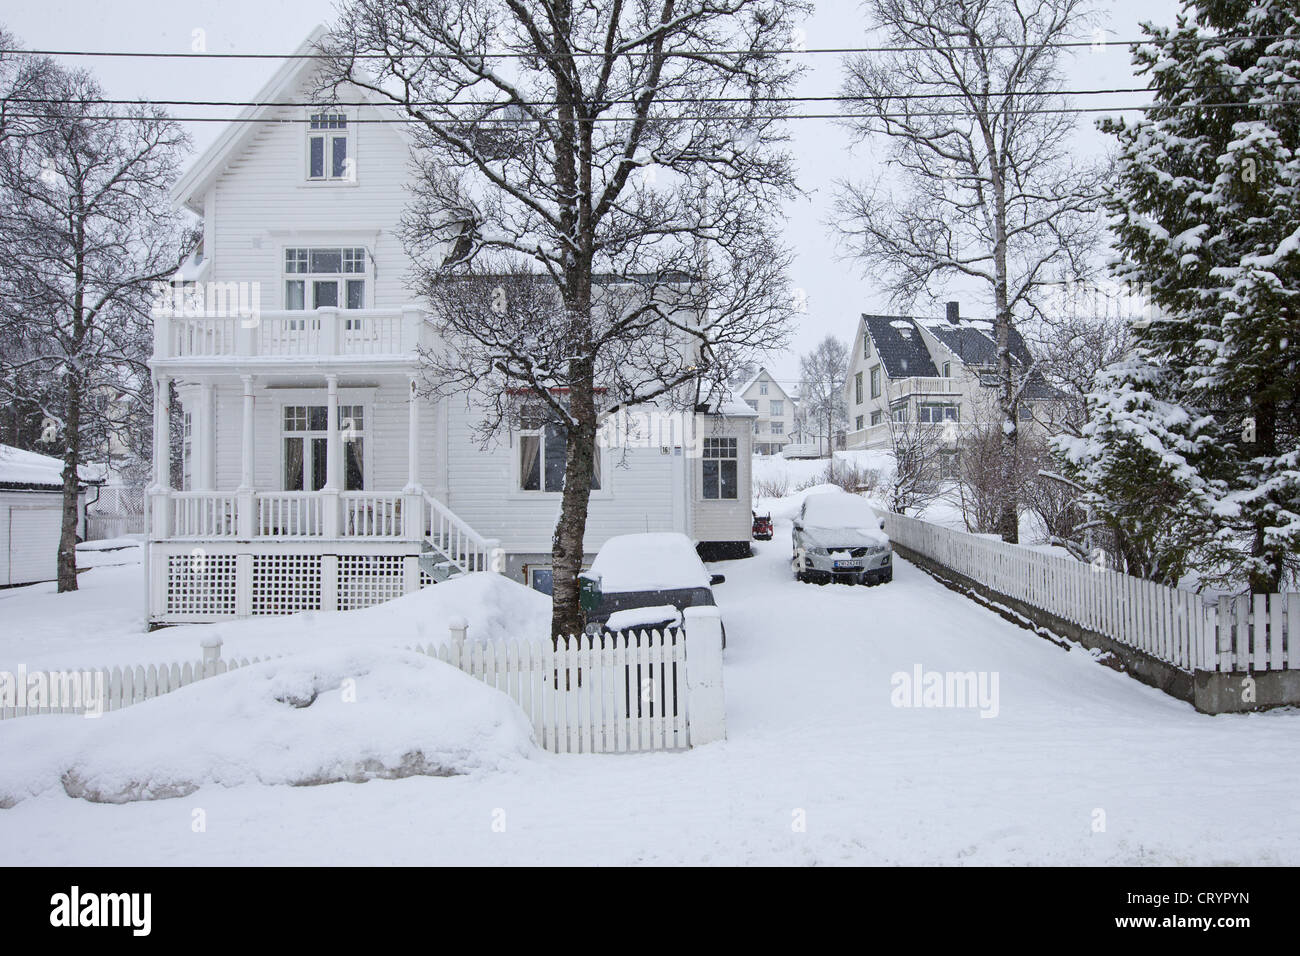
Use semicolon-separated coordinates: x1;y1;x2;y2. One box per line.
1056;354;1219;583
324;0;801;637
835;0;1106;544
0;64;192;591
1090;0;1300;593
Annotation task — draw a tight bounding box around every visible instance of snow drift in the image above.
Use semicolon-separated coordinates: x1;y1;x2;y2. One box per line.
0;646;538;806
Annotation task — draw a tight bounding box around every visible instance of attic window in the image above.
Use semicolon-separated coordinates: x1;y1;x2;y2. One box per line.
307;113;351;181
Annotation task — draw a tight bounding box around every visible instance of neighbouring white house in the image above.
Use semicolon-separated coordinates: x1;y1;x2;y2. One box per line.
843;301;1060;462
736;368;795;456
145;28;757;625
0;444;95;587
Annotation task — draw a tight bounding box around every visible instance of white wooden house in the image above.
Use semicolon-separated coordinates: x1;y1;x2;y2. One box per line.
736;368;795;456
146;29;756;625
843;301;1059;454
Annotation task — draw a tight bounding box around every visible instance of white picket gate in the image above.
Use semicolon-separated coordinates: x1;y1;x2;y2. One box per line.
885;512;1299;674
0;609;728;753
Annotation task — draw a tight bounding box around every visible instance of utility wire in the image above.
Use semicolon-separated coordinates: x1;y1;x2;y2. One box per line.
4;100;1294;124
0;34;1295;59
9;77;1300;109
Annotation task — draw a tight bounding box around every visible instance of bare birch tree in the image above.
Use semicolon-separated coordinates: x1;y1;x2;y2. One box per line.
835;0;1104;542
324;0;803;636
798;334;849;457
0;64;192;591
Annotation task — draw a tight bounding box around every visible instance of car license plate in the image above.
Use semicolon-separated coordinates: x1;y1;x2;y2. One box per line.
834;560;862;570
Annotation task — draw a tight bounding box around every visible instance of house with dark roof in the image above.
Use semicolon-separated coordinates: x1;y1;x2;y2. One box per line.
842;301;1060;454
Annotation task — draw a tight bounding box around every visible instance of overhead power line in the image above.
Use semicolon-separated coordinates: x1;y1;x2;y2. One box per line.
9;77;1300;110
0;34;1294;60
3;100;1293;124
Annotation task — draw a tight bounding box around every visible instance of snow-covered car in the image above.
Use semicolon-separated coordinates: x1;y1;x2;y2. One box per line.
580;532;727;646
792;490;893;585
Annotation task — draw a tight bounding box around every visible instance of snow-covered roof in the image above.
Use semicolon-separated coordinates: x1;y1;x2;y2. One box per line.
0;444;65;490
0;444;103;491
587;532;712;593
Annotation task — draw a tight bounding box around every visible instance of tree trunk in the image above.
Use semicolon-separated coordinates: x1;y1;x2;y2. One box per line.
1248;398;1282;595
57;373;81;592
550;365;597;639
992;179;1019;544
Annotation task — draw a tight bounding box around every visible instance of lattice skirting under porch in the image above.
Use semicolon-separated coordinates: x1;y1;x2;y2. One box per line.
151;543;425;623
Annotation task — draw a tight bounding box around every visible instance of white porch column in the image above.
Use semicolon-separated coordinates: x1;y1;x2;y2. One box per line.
402;375;425;540
150;373;172;539
236;375;256;538
322;374;341;537
196;382;216;491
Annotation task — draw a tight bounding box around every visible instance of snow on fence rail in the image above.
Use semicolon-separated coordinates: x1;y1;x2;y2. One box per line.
0;609;728;754
884;512;1298;674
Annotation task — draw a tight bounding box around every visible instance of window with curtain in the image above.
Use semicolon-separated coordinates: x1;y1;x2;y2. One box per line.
282;403;364;491
518;402;600;492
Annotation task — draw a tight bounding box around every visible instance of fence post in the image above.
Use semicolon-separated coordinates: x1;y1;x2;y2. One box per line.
684;606;726;745
200;635;223;678
449;616;468;648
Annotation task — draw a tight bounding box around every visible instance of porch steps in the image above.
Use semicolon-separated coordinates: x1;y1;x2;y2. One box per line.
418;493;499;584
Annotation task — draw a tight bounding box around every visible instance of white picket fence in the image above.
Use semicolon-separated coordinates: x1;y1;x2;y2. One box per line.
885;512;1298;674
0;609;727;753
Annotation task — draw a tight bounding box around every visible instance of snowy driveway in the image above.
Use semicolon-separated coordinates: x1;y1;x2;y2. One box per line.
2;519;1298;865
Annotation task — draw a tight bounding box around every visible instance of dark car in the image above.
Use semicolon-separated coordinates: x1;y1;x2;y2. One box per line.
752;511;773;540
580;532;727;647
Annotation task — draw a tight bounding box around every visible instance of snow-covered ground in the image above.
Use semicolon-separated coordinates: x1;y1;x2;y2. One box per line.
1;513;1297;865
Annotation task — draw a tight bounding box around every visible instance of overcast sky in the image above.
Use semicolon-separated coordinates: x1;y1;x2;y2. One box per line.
4;0;1182;390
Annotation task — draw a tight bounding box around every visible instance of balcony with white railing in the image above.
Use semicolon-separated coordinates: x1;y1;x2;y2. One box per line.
887;376;961;399
155;306;425;362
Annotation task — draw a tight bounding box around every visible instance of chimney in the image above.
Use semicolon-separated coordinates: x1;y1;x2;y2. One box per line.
946;301;960;324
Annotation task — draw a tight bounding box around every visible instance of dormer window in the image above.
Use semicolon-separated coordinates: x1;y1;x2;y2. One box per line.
307;113;351;181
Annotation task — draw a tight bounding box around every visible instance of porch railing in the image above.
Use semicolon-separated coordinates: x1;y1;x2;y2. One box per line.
171;492;239;538
159;489;418;541
256;492;324;538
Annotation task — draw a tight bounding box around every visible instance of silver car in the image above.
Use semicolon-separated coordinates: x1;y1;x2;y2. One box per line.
792;490;893;585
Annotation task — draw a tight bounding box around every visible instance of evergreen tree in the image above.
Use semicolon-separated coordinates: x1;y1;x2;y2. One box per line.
1070;0;1300;592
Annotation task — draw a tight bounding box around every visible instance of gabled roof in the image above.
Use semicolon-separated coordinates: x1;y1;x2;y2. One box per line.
736;366;791;400
861;315;939;379
167;25;418;216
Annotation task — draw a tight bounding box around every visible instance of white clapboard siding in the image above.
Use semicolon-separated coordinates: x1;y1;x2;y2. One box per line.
884;512;1297;675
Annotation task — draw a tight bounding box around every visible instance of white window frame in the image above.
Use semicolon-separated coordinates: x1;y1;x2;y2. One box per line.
770;421;784;435
701;436;739;500
759;381;769;396
282;246;371;324
918;403;959;424
769;399;784;417
304;111;356;183
855;371;863;405
514;401;604;495
181;411;192;491
275;390;375;493
870;366;881;399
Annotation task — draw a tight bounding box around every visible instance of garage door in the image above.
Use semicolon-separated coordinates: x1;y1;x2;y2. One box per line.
6;504;62;586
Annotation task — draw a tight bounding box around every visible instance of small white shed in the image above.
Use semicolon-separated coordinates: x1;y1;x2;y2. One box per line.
0;444;89;587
